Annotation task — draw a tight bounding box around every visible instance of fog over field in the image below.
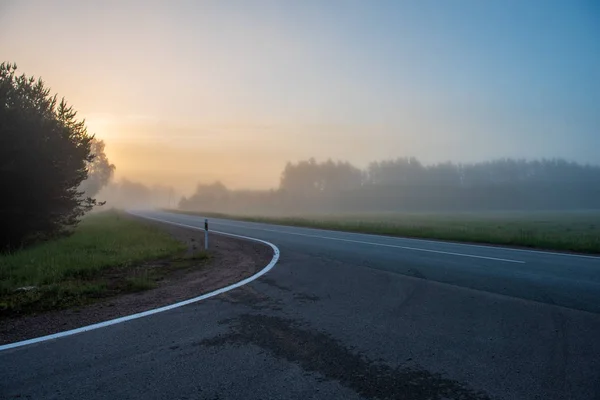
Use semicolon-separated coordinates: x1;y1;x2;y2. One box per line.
2;1;598;213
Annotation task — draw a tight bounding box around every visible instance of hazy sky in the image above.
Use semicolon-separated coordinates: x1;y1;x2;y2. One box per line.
1;0;599;191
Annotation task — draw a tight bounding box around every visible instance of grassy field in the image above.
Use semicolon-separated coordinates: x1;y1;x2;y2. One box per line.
0;210;196;316
172;209;600;254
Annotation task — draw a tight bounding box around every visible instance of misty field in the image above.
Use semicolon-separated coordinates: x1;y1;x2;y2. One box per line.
174;209;600;254
0;211;187;315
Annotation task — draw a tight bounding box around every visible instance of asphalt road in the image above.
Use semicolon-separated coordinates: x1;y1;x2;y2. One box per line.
1;210;600;400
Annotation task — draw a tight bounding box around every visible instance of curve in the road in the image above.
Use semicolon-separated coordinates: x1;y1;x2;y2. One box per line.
0;214;280;352
144;210;600;314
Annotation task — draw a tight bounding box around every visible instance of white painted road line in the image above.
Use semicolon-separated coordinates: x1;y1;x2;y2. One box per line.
193;216;600;260
0;215;280;352
187;219;526;264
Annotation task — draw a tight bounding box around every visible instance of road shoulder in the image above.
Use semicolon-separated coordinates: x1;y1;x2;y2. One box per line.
0;217;273;345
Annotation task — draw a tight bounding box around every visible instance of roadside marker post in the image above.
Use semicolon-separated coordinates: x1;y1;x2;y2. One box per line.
204;219;209;250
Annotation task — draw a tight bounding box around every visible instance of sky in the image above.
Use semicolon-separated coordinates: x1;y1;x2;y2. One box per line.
1;0;599;192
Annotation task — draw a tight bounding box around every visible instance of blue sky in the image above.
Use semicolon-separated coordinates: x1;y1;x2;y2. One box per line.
1;0;598;189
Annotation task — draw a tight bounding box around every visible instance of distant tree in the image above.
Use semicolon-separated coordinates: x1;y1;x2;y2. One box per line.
117;179;152;206
0;62;102;250
280;158;363;195
366;157;425;186
79;138;115;197
179;181;229;210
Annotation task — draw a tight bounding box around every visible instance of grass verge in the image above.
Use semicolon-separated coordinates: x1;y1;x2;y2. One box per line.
0;210;207;316
170;209;600;254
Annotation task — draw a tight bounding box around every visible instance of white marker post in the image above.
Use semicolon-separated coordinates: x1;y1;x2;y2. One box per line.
204;218;209;250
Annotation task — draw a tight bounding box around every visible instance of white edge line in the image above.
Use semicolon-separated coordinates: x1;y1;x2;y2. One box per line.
185;218;525;264
194;214;600;260
0;213;280;352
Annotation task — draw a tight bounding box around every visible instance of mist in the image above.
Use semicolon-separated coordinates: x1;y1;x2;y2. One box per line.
2;1;598;208
96;180;178;211
173;157;600;216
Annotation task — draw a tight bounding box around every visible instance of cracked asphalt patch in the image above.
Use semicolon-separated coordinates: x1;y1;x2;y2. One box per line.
293;292;321;303
216;285;284;311
199;314;491;400
259;277;293;292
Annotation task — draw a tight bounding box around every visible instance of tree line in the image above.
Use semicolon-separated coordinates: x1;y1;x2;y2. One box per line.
180;157;600;214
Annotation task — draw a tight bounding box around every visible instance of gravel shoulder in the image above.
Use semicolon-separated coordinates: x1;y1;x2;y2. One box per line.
0;217;273;345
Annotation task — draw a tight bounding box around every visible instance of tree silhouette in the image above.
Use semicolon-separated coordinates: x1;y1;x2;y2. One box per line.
79;138;115;197
280;158;363;195
0;62;105;250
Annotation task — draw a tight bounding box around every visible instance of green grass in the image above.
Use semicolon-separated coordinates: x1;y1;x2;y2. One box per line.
0;210;188;316
125;277;158;292
171;209;600;254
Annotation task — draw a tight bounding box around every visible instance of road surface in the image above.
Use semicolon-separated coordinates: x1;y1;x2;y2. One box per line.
1;210;599;400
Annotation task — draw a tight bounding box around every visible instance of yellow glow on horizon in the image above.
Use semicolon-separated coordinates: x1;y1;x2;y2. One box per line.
3;0;594;196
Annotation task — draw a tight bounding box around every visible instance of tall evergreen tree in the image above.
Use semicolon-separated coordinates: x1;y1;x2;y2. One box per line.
0;62;105;250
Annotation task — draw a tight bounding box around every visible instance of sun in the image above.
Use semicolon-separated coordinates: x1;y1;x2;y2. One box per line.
83;113;119;141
